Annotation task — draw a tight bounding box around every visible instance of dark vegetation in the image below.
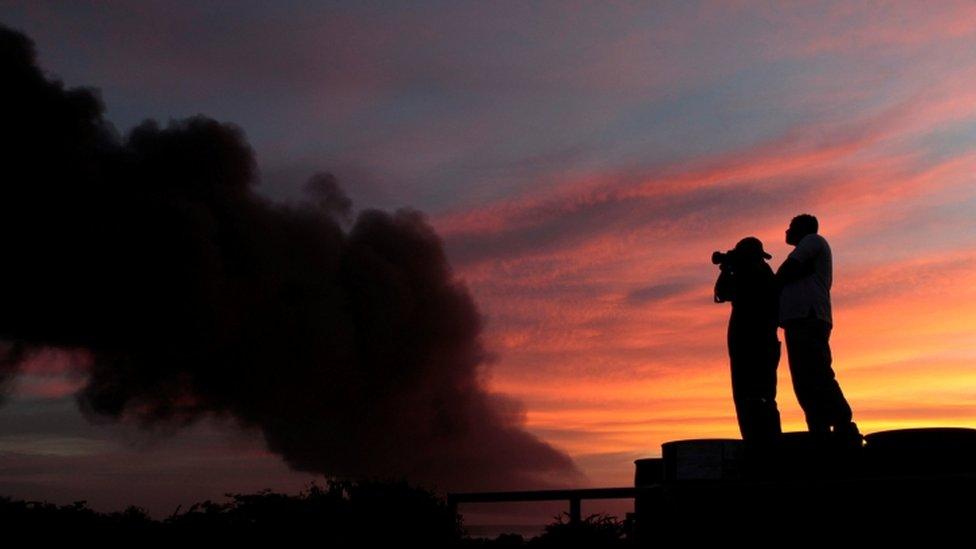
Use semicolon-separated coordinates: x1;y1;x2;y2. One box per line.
0;479;632;546
459;512;633;548
1;479;458;544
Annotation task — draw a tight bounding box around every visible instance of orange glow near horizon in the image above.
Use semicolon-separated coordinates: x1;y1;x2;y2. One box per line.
433;85;976;487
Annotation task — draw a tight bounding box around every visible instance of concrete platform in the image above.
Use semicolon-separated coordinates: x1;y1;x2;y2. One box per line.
632;428;976;543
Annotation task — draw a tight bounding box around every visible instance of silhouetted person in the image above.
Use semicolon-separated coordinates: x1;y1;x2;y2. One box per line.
776;214;859;442
714;237;782;445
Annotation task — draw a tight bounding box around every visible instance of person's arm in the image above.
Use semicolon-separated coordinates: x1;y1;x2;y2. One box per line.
714;267;736;303
775;257;813;284
776;235;819;286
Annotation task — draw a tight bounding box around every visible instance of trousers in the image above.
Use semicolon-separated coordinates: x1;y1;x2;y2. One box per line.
782;316;853;432
728;324;782;442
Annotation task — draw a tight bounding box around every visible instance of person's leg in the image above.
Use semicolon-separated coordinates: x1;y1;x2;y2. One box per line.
815;321;854;430
728;327;782;478
730;333;782;443
786;317;853;433
729;326;767;441
756;338;782;438
729;345;756;440
784;318;831;433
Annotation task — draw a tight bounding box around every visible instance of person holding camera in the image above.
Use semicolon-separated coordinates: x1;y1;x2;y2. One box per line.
713;237;783;445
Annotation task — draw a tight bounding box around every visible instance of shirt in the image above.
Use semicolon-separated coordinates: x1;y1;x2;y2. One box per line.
779;233;832;326
724;261;780;345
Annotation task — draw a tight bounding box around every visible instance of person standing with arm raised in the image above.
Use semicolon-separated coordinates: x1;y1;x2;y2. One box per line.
776;214;860;444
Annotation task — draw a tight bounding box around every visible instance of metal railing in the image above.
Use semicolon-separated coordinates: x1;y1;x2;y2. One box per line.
447;486;653;525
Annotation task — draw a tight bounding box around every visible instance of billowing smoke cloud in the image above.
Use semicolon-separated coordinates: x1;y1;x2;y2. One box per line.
0;25;581;491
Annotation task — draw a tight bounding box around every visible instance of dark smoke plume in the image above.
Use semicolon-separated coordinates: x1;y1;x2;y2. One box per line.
0;24;582;491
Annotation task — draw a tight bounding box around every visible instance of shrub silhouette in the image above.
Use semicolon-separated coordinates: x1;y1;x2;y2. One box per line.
164;477;461;544
0;497;158;534
1;478;462;545
527;512;629;548
457;511;631;548
1;482;634;546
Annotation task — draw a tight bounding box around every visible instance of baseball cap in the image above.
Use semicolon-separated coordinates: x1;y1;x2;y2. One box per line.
734;236;772;260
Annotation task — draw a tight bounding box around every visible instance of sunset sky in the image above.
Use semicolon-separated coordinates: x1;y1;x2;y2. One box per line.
2;1;976;522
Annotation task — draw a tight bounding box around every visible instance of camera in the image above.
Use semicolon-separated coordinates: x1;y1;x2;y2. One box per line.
712;249;738;267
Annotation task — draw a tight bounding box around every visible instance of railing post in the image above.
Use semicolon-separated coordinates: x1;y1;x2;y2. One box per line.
569;496;581;525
